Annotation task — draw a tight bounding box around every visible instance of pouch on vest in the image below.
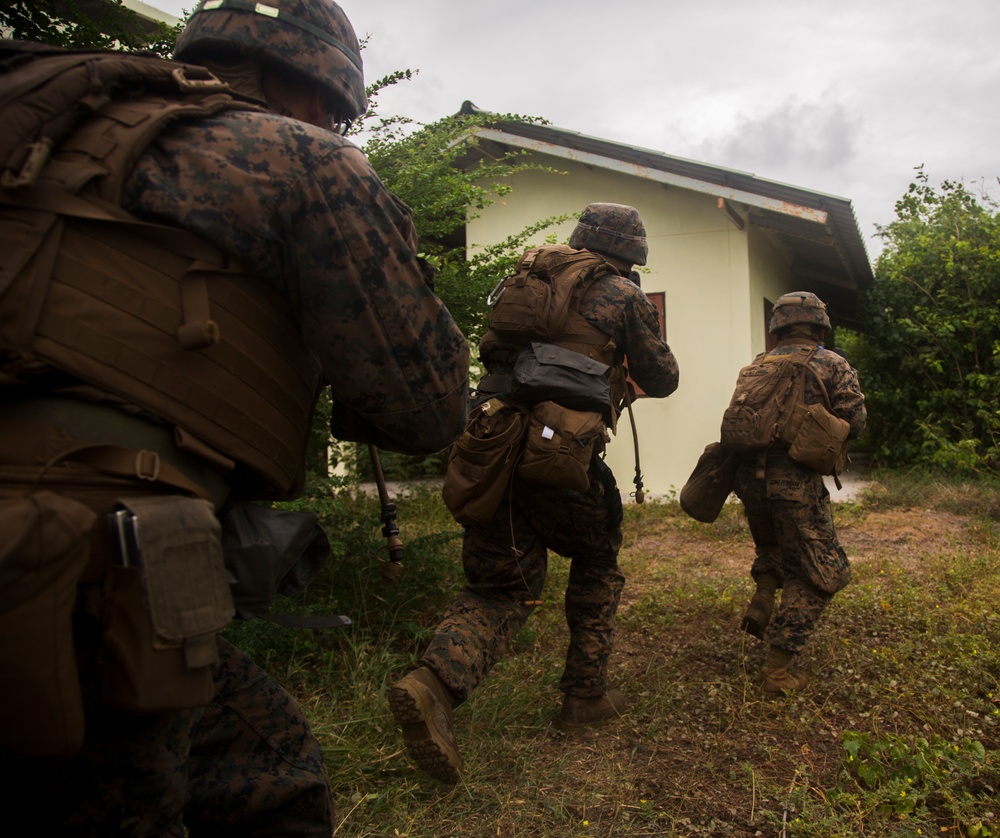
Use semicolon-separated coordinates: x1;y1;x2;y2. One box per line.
0;491;94;758
517;401;606;493
512;341;612;420
101;495;234;713
442;398;528;526
679;442;739;523
788;403;851;475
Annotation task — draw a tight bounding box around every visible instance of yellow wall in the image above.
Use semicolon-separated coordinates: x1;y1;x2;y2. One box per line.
468;155;795;497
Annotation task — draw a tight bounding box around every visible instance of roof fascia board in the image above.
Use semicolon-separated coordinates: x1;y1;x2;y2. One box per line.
471;127;829;226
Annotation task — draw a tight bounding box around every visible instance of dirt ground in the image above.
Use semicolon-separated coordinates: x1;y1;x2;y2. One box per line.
548;505;985;835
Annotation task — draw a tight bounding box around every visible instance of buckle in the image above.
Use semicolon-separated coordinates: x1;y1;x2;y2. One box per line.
134;450;162;482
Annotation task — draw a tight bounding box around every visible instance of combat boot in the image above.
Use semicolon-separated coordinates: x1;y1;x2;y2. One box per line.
388;666;463;784
741;573;779;639
740;593;774;639
760;647;809;696
556;689;627;731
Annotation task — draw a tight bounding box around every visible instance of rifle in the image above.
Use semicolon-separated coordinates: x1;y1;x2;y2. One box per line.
367;444;404;583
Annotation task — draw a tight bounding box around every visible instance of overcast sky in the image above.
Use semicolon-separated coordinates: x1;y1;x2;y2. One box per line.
154;0;1000;261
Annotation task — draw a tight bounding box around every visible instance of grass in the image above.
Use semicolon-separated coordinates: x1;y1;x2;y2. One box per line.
224;470;1000;837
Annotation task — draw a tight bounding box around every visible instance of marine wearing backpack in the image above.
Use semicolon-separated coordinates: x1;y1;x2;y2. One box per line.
444;241;629;522
396;204;679;785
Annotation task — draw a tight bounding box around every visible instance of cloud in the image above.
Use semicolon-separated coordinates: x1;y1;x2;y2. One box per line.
688;95;863;181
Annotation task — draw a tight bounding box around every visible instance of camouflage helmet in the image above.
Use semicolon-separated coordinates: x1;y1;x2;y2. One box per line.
769;291;831;333
568;203;648;267
174;0;367;120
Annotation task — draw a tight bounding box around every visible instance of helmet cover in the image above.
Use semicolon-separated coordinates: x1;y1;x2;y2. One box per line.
174;0;367;119
568;202;648;266
769;291;832;333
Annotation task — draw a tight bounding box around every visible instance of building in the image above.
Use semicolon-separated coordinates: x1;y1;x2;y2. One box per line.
456;102;874;496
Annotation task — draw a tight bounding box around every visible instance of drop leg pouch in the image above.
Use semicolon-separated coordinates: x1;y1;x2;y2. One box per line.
0;491;95;758
101;495;234;713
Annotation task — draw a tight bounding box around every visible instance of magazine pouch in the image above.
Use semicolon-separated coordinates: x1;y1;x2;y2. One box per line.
442;398;528;526
788;403;851;475
517;400;606;493
0;491;94;758
102;495;234;713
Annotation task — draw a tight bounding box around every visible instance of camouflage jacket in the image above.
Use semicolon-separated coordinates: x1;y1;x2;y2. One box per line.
479;264;680;399
124;109;470;456
770;337;867;439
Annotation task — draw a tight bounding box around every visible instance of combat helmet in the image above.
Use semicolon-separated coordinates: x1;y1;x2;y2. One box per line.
769;291;831;333
174;0;367;121
568;203;648;267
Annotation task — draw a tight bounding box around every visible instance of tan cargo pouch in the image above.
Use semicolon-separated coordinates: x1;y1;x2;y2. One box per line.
517;401;606;493
0;491;95;758
788;402;851;475
442;398;527;527
101;495;234;713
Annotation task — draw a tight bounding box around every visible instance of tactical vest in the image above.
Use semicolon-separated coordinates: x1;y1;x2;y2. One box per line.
481;244;626;410
0;45;322;500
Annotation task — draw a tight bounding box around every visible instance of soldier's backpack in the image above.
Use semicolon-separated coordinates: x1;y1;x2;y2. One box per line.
487;244;615;343
0;40;323;501
720;345;850;475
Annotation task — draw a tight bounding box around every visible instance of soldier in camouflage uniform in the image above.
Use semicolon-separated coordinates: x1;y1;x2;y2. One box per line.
389;204;679;784
733;292;866;695
1;1;468;834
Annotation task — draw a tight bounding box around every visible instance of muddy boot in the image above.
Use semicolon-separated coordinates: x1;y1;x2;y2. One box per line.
388;666;463;784
760;646;809;696
741;573;778;639
556;689;627;731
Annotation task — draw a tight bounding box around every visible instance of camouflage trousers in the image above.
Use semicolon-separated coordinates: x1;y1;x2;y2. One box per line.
421;457;625;701
8;636;332;836
733;453;851;654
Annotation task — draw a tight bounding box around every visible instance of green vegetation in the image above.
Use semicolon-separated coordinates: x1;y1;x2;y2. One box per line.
855;168;1000;475
0;0;180;55
228;472;1000;836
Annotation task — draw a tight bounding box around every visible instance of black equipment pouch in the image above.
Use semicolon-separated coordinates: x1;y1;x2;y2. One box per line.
512;342;612;421
220;501;346;627
101;495;234;713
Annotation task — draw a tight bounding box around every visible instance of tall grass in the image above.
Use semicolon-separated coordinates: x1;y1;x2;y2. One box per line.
225;473;1000;837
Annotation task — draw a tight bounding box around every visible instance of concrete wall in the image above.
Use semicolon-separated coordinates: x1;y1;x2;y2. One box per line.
467;155;795;497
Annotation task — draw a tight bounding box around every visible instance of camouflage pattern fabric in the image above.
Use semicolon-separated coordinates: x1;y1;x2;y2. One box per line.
124;109;470;456
733;338;867;654
421;269;678;701
184;638;332;834
421;458;625;700
10;639;329;837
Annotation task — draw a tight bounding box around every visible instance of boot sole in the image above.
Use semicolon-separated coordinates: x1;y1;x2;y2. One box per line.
388;681;462;784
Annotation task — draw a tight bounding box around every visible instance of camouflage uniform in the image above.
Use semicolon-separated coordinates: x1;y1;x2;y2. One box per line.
421;263;679;702
0;27;468;838
733;338;867;654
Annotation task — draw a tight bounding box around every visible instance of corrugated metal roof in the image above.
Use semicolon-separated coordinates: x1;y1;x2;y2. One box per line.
458;101;874;327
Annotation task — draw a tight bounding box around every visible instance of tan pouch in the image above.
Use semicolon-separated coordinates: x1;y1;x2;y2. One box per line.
517;401;605;493
0;492;95;758
442;398;527;527
788;403;851;475
101;495;234;712
679;442;739;523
